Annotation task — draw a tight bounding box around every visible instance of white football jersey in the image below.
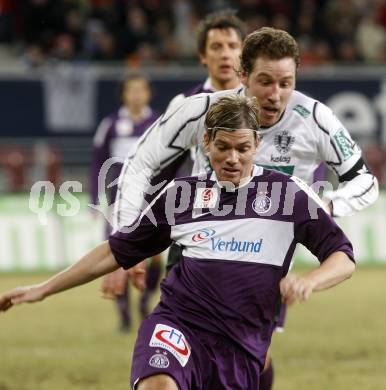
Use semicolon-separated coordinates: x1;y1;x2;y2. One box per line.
115;88;378;228
195;90;359;181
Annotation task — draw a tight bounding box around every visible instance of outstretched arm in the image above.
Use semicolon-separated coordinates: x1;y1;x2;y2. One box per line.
280;251;355;305
0;241;119;312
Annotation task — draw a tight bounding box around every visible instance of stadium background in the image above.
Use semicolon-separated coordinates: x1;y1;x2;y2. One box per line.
0;1;385;389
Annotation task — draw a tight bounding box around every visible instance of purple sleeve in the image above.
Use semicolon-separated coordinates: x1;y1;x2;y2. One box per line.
294;190;355;263
108;194;172;269
90;119;113;206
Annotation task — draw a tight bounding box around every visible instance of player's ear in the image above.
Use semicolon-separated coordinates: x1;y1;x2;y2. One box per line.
239;71;249;87
199;52;207;67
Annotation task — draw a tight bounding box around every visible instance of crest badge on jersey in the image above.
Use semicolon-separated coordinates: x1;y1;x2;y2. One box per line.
193;187;218;209
149;350;170;369
252;191;272;214
274;130;295;154
149;324;191;367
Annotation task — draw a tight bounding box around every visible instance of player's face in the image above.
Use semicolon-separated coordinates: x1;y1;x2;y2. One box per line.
241;57;296;127
122;78;151;110
205;129;258;187
199;28;242;90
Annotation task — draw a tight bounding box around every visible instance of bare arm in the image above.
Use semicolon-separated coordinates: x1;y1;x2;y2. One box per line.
0;241;119;311
280;251;355;305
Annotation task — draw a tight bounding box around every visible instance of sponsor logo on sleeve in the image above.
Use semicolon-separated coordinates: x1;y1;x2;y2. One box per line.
293;104;311;118
149;324;191;367
333;128;355;161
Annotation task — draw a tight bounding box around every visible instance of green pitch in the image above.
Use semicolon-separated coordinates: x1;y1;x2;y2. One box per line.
1;266;385;389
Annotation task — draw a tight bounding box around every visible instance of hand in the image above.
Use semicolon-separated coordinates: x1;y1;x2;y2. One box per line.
100;268;129;299
0;285;46;312
280;275;315;305
127;261;147;292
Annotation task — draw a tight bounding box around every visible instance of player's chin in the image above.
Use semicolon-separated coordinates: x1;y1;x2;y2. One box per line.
220;170;240;184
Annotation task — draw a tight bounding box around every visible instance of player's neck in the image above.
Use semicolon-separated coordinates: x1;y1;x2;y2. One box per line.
128;106;146;121
211;77;240;91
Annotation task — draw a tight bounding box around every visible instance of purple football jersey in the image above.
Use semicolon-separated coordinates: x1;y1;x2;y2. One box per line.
90;106;159;206
109;166;354;367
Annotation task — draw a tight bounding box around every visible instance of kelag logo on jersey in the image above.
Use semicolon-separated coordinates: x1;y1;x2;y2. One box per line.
192;228;216;242
211;237;263;253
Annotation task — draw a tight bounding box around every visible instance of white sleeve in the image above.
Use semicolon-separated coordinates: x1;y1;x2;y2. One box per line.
166;93;187;111
113;94;210;228
314;102;379;217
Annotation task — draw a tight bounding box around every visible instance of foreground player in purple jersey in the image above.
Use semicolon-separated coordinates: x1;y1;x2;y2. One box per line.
0;95;355;389
90;73;161;331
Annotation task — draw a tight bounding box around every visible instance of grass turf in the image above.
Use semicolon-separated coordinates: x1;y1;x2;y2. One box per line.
0;265;385;389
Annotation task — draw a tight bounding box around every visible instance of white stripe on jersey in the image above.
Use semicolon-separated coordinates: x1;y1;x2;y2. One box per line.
171;218;294;266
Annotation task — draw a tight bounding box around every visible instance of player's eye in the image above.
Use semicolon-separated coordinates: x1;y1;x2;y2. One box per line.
260;80;271;86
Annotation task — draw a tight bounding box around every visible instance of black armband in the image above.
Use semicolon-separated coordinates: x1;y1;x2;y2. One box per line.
338;158;369;183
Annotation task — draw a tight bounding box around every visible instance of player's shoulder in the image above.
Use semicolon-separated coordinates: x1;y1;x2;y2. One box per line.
183;82;207;97
257;166;293;183
290;90;336;129
288;90;319;119
93;112;118;145
173;173;210;186
288;174;329;212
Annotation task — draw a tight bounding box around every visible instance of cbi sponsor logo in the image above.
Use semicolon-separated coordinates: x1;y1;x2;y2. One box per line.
211;237;263;253
192;228;216;242
149;324;191;367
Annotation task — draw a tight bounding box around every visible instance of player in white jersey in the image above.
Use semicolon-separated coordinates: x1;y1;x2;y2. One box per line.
193;88;376;216
115;30;377;228
112;27;378;389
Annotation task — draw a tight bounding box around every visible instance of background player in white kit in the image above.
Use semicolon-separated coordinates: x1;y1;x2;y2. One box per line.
110;27;378;389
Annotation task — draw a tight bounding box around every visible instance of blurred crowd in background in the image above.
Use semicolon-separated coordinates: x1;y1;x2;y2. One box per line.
0;0;386;68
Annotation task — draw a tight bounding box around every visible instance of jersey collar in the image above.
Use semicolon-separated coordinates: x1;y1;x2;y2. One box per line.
204;78;243;92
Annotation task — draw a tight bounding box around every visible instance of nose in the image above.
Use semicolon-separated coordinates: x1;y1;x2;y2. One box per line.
220;45;232;59
226;149;238;165
267;83;280;103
